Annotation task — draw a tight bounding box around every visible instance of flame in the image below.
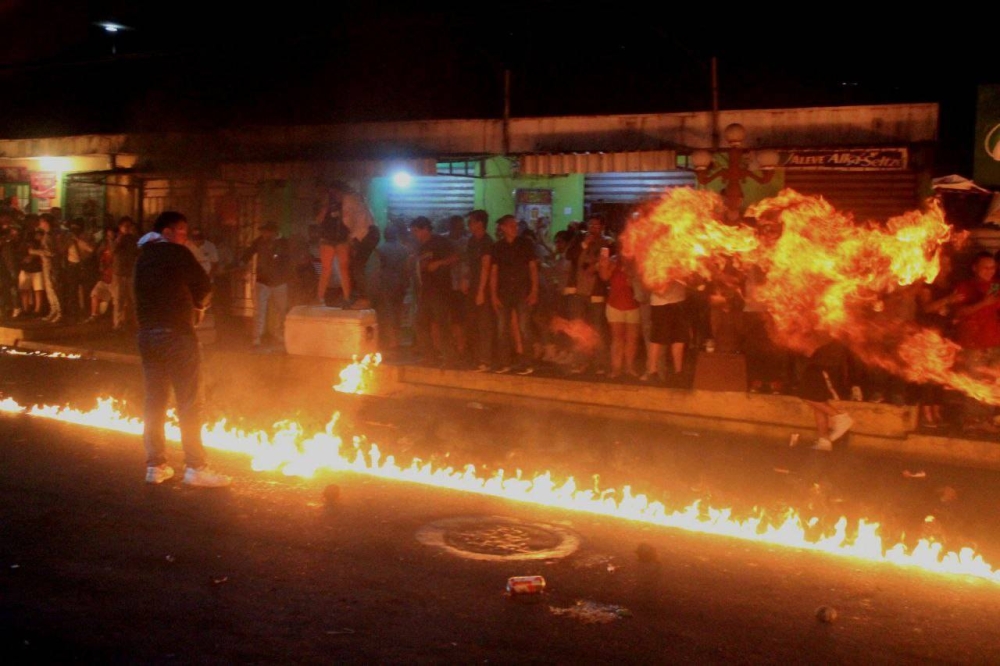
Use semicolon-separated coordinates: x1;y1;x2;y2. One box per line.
621;187;758;292
3;392;1000;585
333;353;382;394
1;346;83;360
549;316;600;355
623;188;1000;404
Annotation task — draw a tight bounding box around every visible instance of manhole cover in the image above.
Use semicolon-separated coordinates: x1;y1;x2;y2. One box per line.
416;516;580;561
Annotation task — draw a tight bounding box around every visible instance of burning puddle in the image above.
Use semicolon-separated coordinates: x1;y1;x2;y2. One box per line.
415;516;580;561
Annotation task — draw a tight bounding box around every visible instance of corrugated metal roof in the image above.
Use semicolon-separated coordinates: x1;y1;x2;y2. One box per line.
519;151;677;175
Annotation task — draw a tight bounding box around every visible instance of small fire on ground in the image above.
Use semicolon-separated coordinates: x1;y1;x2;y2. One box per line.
333;353;382;394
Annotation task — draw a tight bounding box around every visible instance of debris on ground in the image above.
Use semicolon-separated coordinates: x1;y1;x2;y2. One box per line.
324;628;355;636
211;576;229;585
466;402;485;410
902;470;927;479
506;575;546;595
165;555;176;563
549;600;633;624
773;467;791;474
680;431;701;437
815;605;838;623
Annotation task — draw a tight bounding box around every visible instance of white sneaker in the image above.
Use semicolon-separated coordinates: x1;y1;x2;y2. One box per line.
811;437;833;452
145;464;175;484
828;413;854;442
183;466;232;488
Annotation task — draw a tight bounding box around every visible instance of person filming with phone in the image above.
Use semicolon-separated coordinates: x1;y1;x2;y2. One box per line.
952;251;1000;433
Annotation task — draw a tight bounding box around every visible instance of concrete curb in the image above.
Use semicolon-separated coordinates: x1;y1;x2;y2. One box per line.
8;340;1000;472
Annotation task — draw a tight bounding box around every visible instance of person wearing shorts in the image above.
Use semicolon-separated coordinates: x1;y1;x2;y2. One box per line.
644;281;689;383
598;246;641;379
315;182;378;308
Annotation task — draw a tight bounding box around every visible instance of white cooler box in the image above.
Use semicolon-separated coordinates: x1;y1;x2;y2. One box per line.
284;306;378;359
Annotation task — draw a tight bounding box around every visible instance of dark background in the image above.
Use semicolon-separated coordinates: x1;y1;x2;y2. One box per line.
0;2;994;176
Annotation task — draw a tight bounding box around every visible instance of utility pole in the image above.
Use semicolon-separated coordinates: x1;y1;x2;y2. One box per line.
503;68;511;156
711;56;720;150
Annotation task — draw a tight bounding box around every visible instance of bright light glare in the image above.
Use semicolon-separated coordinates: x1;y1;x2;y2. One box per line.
37;156;72;172
392;171;413;188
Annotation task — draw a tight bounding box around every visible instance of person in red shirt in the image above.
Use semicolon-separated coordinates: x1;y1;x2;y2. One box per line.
952;251;1000;432
598;243;641;380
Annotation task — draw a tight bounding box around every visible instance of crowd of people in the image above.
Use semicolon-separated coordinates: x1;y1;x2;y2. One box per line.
360;208;1000;440
6;195;1000;443
0;208;140;328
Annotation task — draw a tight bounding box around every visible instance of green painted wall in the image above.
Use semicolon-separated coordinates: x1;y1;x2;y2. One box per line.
366;176;391;229
362;159;584;236
475;156;583;235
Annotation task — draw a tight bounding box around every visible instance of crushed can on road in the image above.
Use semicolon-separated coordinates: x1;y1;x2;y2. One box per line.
507;575;546;596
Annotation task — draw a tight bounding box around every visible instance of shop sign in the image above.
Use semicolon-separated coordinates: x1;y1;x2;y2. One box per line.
778;148;908;170
30;172;58;210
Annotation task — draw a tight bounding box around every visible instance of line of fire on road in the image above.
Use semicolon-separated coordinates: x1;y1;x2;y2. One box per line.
0;346;83;360
1;386;999;586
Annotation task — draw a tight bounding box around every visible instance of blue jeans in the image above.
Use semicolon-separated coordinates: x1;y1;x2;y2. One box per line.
139;329;207;469
496;299;532;367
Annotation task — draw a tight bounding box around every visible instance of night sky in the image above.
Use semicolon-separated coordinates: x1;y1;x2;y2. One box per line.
0;1;994;176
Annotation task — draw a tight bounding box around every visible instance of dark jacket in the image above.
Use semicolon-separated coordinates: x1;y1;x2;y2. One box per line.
134;236;211;332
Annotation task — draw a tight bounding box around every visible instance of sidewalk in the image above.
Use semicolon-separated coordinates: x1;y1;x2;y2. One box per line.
4;319;1000;472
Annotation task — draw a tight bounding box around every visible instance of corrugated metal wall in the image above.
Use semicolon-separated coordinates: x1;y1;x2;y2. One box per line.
783;171;919;222
584;172;696;205
387;176;475;225
520;151;677;175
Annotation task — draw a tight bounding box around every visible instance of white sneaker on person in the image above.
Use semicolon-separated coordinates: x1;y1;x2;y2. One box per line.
828;413;854;442
475;363;491;372
810;437;833;452
145;464;175;484
182;467;232;488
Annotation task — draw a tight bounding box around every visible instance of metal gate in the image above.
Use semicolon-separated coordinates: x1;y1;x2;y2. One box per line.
584;172;696;233
141;178;262;317
783;171;920;223
63;179;106;230
387;176;475;226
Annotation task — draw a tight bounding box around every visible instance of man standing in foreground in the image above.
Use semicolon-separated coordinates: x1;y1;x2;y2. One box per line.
135;211;231;487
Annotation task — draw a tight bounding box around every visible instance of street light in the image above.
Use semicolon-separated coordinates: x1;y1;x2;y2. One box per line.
691;123;778;223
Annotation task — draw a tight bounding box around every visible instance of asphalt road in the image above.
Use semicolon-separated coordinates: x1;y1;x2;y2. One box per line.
2;354;1000;664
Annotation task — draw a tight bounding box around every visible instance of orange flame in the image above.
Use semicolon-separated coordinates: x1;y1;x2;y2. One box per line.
1;347;83;360
2;392;1000;585
623;188;1000;403
333;353;382;394
549;317;600;355
621;188;757;293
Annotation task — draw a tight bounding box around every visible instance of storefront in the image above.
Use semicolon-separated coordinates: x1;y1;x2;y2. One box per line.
778;147;927;222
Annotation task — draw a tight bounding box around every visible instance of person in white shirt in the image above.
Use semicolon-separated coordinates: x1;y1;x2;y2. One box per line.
185;228;219;281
